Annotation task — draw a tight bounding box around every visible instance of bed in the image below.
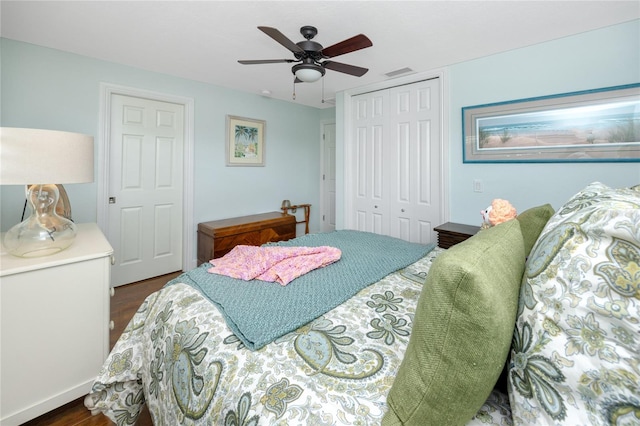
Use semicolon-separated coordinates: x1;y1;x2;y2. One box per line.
85;230;511;425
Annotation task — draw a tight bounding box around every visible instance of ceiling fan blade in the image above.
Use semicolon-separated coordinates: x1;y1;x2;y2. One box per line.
321;34;372;58
238;59;296;64
322;61;369;77
258;26;305;54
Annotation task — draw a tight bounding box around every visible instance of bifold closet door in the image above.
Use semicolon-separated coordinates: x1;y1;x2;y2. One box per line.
388;79;441;244
351;90;391;235
348;78;441;245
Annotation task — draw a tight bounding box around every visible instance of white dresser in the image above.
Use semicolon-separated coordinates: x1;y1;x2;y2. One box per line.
0;223;113;425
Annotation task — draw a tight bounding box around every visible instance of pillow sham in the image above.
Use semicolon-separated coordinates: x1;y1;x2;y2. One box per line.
384;219;525;425
509;182;640;425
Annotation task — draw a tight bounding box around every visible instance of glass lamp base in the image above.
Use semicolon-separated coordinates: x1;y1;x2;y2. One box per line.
2;184;77;258
3;221;76;257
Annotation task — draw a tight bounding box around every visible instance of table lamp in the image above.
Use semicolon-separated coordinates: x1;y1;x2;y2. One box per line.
0;127;94;258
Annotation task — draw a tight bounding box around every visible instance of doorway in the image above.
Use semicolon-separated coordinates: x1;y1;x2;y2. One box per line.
98;84;195;287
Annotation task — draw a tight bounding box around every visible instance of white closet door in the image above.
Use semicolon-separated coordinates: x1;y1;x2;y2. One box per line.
351;91;390;235
388;79;441;244
347;78;442;245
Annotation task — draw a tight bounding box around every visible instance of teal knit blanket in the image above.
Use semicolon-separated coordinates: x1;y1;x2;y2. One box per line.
167;230;434;351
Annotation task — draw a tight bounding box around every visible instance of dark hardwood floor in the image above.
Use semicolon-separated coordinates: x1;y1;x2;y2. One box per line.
22;271;182;426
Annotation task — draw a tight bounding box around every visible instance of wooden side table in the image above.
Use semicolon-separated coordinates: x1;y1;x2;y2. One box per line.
281;203;311;234
433;222;480;249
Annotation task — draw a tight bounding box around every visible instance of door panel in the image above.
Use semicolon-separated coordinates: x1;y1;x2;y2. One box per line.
321;123;336;232
351;92;391;235
109;94;184;286
388;79;441;244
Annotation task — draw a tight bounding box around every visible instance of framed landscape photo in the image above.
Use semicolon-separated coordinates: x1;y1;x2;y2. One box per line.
226;115;266;166
462;83;640;163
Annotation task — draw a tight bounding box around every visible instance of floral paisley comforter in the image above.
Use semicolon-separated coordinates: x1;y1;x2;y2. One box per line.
85;247;511;425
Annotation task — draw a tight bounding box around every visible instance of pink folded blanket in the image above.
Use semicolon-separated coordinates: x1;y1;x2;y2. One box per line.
207;245;342;286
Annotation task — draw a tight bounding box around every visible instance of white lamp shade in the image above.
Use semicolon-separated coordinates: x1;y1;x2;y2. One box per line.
295;68;323;83
0;127;94;185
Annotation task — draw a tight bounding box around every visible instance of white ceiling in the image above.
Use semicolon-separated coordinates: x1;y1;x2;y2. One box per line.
2;1;639;109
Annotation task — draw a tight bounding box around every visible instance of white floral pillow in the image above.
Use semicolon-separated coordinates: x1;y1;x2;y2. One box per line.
508;182;640;425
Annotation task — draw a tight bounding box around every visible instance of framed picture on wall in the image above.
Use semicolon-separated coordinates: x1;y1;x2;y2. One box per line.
462;83;640;163
226;115;266;166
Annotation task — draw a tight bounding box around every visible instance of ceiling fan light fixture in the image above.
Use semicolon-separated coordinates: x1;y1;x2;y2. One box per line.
292;63;325;83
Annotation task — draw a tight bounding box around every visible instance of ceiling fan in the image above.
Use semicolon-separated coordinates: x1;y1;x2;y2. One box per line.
238;26;372;83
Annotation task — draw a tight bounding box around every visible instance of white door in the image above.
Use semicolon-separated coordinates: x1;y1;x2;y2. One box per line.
351;92;391;235
321;122;336;232
388;79;441;244
108;94;184;286
348;78;442;245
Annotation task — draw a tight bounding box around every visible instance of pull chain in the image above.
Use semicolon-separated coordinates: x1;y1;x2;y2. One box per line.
321;76;325;104
292;79;296;100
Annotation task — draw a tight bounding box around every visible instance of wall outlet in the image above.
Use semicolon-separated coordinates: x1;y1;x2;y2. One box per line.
473;179;483;193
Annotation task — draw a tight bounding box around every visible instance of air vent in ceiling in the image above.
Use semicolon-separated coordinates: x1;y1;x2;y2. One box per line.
384;67;414;78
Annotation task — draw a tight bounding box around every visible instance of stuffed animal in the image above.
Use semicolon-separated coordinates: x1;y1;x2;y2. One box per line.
481;199;517;229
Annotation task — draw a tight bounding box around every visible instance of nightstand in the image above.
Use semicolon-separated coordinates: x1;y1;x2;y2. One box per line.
433;222;480;249
0;223;113;425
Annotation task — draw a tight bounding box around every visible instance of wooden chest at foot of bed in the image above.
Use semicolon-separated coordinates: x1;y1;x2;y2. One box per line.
197;212;296;265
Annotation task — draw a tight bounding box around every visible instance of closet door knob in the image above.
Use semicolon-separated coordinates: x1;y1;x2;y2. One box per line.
401;209;405;212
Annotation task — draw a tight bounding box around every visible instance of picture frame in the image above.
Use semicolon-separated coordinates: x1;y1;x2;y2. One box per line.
226;115;266;166
462;83;640;163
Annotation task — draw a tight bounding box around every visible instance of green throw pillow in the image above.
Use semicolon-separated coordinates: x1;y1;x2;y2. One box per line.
383;219;525;426
515;204;555;257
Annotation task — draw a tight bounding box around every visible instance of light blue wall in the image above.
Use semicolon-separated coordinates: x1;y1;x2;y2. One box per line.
1;39;334;239
449;20;640;225
3;19;639;241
